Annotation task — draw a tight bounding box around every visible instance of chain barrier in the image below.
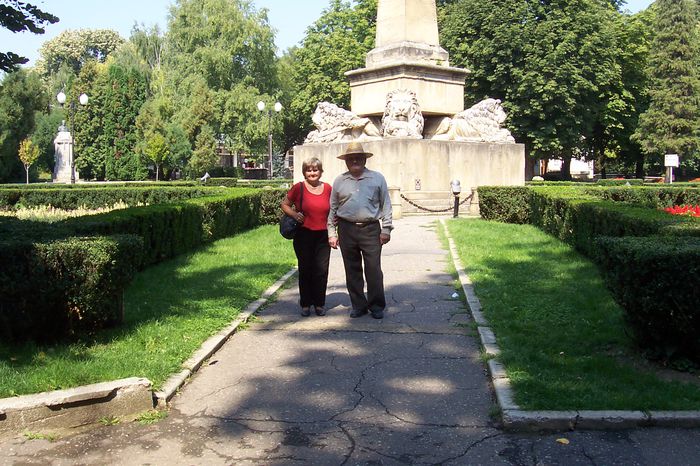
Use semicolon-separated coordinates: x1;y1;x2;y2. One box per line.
399;193;473;213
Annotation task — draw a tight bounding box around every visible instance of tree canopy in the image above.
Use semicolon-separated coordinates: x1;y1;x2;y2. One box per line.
633;0;700;169
286;0;377;146
35;29;125;77
0;0;58;71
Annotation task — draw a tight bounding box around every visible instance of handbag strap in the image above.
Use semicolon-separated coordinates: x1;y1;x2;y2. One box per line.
298;181;304;212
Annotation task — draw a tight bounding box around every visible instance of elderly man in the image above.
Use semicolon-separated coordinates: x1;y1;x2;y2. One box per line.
328;142;393;319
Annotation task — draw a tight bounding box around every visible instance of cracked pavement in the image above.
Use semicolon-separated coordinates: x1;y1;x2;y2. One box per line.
2;216;699;465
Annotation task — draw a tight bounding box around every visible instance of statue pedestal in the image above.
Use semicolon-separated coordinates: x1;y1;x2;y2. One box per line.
52;130;79;183
294;139;524;214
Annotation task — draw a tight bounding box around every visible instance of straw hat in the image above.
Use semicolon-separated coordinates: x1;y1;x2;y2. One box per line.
338;141;373;160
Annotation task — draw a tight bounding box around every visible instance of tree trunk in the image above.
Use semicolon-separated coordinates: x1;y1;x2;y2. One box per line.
25;165;29;184
561;156;572;180
156;164;160;181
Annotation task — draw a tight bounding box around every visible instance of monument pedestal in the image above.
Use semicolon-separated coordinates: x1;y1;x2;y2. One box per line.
52;130;79;183
294;139;524;215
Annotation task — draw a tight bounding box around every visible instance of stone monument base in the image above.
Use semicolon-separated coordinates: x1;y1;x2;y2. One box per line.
294;139;524;216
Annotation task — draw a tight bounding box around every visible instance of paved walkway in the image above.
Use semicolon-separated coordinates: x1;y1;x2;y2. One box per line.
2;216;699;465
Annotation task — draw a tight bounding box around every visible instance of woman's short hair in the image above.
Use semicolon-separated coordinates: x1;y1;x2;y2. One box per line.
302;157;323;173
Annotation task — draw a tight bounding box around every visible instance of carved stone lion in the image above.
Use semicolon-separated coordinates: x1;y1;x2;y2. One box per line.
304;102;381;143
432;98;515;143
381;89;424;139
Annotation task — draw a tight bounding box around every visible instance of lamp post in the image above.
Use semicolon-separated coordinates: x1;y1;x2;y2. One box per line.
257;100;282;179
56;91;88;184
450;180;462;218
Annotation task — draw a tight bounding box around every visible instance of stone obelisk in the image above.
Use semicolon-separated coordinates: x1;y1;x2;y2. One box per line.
345;0;469;116
294;0;524;216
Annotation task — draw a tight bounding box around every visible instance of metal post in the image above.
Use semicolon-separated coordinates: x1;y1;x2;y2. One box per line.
453;194;459;218
268;110;273;179
69;102;76;184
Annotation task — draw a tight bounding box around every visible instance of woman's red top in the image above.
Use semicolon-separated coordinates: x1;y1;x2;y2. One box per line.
287;182;332;231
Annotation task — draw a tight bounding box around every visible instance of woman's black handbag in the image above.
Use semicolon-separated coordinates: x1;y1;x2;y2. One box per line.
279;182;303;239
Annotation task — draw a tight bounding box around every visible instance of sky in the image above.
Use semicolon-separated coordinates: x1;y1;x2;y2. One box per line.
1;0;655;68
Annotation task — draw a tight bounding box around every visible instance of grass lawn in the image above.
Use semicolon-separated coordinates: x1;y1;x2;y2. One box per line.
0;225;296;398
446;218;700;411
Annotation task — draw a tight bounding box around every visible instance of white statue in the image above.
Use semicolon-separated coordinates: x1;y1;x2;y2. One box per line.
304;102;381;143
381;89;424;139
432;98;515;143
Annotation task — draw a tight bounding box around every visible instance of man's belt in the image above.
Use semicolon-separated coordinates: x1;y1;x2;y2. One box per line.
339;218;378;226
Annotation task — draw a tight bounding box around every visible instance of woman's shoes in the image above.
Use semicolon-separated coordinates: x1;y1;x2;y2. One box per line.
301;306;326;317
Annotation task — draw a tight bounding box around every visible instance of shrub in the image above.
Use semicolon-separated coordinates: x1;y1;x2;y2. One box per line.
0;186;225;210
595;235;700;361
477;186;531;223
0;235;143;342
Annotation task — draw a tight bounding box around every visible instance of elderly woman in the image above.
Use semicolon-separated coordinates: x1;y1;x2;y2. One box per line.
281;157;332;317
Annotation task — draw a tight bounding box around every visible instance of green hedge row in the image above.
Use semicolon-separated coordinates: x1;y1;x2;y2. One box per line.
477;185;700;361
596;235;700;359
0;186;227;210
0;235;143;341
0;187;286;342
583;186;700;208
208;178;292;189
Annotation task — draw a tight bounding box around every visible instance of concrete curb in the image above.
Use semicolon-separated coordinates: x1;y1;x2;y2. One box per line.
0;267;298;436
154;266;298;407
440;218;700;431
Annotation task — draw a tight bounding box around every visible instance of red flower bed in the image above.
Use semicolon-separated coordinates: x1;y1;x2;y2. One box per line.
664;205;700;217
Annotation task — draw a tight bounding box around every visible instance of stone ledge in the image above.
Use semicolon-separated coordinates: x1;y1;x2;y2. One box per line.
0;378;153;439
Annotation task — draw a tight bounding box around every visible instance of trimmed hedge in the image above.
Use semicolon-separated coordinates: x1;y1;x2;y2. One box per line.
208;178;292;189
478;184;700;361
595;235;700;360
584;186;700;209
0;235;143;342
0;186;226;210
0;187;287;342
477;186;531;224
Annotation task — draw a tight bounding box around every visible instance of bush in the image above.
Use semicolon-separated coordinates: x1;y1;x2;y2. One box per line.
595;235;700;361
0;187;287;342
0;235;143;342
0;186;225;210
585;186;700;209
477;186;531;223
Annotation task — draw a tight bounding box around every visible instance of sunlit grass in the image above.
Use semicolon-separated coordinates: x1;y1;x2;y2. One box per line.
0;225;295;397
446;218;700;410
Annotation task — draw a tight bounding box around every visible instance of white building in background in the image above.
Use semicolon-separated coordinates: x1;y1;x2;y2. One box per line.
546;158;595;180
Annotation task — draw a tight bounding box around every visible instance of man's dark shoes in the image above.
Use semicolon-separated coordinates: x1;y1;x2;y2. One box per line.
370;309;384;319
349;308;368;318
315;306;327;316
301;307;311;317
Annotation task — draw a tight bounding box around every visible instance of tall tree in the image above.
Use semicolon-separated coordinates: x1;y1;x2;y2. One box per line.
287;0;377;146
439;0;621;178
0;69;46;181
165;0;277;93
633;0;700;172
584;8;654;178
0;0;58;71
35;29;125;77
163;0;279;175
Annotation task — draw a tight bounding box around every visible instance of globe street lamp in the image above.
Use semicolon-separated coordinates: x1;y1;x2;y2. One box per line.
257;100;282;179
56;91;89;184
